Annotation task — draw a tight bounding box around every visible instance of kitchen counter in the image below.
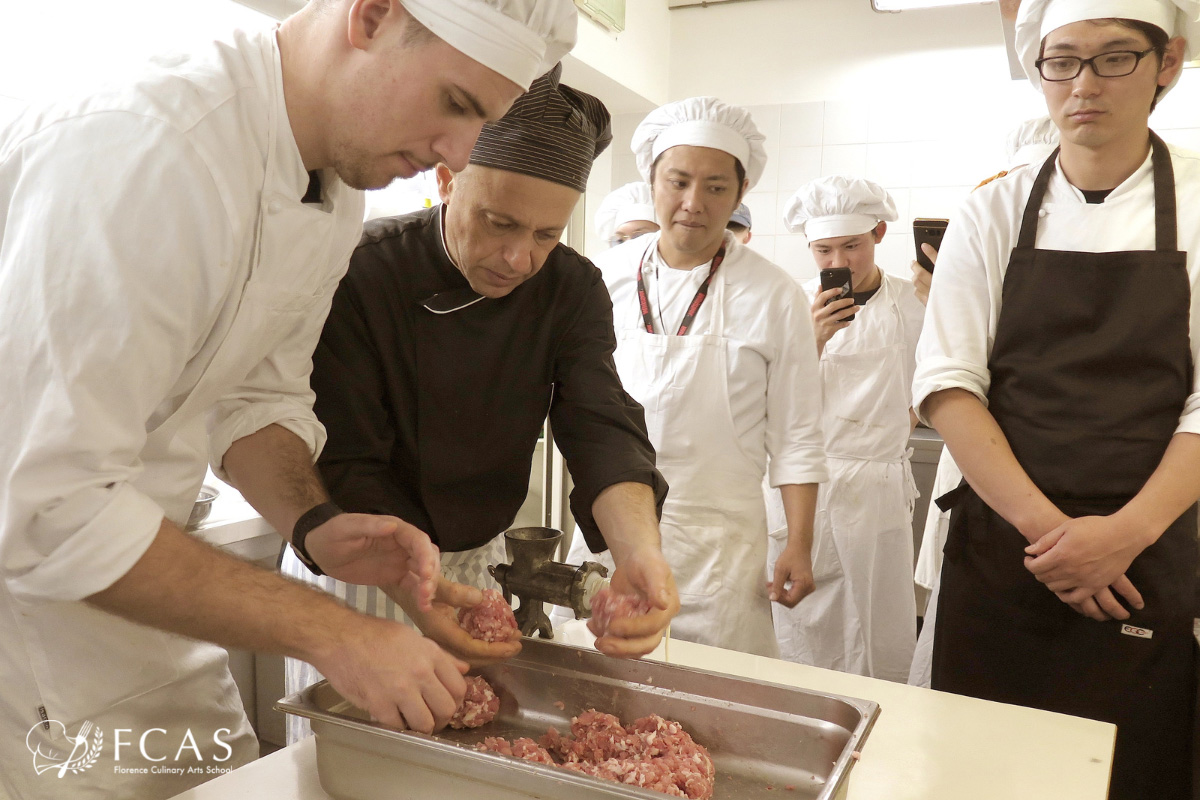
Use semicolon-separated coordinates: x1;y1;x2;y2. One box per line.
190;471;281;564
170;624;1115;800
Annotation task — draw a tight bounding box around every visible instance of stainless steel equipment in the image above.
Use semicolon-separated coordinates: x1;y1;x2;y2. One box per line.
186;485;220;530
488;526;609;638
277;637;879;800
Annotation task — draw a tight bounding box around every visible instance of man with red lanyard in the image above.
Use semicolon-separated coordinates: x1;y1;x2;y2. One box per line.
913;1;1200;796
563;98;828;657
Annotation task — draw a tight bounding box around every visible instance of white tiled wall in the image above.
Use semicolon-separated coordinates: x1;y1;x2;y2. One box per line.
608;76;1200;284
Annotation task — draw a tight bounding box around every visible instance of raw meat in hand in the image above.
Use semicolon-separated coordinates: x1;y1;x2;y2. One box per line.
589;587;652;637
449;675;499;729
458;588;519;643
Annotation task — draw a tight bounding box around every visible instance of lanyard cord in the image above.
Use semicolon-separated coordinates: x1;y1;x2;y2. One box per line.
636;244;727;335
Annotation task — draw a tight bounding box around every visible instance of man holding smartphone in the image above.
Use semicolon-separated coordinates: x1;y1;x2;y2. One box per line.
913;1;1200;796
764;175;925;680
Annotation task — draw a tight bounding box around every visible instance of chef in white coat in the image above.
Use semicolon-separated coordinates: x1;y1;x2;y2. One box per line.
766;176;925;680
907;116;1060;688
563;97;828;657
596;181;659;250
915;1;1200;795
0;1;576;798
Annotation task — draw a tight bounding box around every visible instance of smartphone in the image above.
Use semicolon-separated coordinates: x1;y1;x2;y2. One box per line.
913;218;949;273
819;267;855;323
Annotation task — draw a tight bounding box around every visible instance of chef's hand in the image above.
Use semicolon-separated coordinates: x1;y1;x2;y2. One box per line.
597;547;680;659
767;541;815;608
811;287;857;352
1024;515;1148;621
388;577;522;667
910;244;937;306
306;514;440;613
315;613;468;734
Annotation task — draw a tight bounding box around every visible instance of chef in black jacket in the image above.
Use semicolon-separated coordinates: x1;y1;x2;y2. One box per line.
279;67;678;738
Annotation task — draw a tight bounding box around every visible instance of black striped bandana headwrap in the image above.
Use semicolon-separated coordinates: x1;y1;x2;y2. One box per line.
467;62;612;192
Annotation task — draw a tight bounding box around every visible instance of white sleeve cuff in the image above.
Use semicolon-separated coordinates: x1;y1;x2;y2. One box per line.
912;358;992;425
767;459;830;489
7;483;164;603
1173;395;1200;437
208;402;327;482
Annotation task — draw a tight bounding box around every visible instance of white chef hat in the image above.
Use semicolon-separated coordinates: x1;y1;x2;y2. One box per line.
1015;0;1200;95
1006;116;1061;168
594;182;657;243
782;176;898;241
401;0;578;90
631;97;768;191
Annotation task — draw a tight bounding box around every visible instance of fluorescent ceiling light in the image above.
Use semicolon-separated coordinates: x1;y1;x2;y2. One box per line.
872;0;994;10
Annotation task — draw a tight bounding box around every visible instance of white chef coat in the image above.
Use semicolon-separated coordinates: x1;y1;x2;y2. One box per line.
557;233;827;654
765;270;924;680
0;27;364;799
913;145;1200;429
600;234;829;488
805;271;925;415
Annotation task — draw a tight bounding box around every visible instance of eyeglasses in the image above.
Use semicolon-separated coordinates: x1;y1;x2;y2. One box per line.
1035;48;1158;81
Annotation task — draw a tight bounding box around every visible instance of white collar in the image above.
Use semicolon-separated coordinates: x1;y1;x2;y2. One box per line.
647;229;734;274
1051;147;1155;206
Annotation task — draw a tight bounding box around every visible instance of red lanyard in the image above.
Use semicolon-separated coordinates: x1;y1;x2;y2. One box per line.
636;244;726;335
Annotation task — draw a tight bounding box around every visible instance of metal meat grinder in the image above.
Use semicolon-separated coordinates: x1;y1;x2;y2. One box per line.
488;527;609;638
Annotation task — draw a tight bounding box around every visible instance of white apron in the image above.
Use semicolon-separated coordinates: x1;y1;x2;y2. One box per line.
768;275;917;681
566;253;778;658
281;534;507;743
0;32;367;799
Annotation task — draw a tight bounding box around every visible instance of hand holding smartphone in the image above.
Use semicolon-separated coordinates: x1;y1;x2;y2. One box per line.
913;218;948;273
819;267;855;322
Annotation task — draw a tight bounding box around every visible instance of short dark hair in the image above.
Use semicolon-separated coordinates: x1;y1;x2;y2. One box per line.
399;8;439;47
726;222;749;234
649;152;748;202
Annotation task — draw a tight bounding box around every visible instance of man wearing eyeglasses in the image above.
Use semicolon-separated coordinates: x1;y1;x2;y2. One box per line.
912;1;1199;797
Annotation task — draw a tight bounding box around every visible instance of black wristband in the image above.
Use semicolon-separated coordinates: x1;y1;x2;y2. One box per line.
291;502;343;577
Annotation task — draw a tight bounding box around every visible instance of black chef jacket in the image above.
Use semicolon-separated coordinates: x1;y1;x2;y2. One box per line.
310;206;667;554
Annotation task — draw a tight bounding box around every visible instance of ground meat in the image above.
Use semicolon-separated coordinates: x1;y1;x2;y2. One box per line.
589;587;653;637
458;588;519;643
477;736;555;765
449;675;500;729
486;708;715;799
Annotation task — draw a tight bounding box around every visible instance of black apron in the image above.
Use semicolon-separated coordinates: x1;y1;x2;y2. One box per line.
932;133;1198;800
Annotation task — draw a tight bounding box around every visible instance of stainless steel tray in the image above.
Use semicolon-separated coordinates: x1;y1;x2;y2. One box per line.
278;638;879;800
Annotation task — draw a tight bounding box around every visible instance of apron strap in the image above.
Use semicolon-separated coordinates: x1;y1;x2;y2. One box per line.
1149;131;1178;253
934;480;970;512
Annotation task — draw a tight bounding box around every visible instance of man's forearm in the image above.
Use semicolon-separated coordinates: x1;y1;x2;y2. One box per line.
222;423;329;541
925;388;1065;542
592;481;661;566
87;518;352;666
1117;432;1200;542
779;483;817;552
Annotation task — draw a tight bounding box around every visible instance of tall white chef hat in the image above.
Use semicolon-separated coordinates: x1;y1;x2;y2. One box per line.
594;182;657;243
1006;116;1061;168
632;97;768;191
782;176;898;241
401;0;579;90
1015;0;1200;95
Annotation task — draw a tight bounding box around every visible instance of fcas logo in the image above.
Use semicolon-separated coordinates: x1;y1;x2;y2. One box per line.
26;720;102;777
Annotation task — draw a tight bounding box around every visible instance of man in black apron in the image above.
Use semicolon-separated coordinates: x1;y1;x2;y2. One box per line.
913;2;1200;797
